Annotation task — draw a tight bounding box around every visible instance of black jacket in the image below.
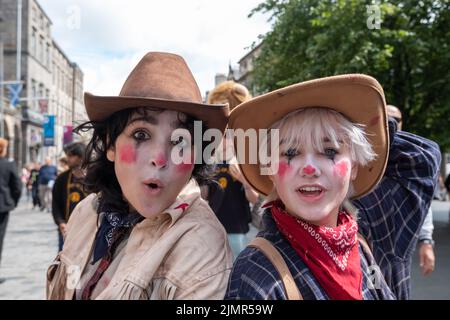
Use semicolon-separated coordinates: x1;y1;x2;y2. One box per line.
0;158;22;213
52;170;87;226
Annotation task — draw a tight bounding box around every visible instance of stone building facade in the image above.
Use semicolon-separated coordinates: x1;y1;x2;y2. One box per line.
0;0;85;170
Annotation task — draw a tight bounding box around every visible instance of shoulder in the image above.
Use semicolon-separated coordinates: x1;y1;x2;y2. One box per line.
3;159;17;170
181;196;229;244
151;196;232;294
66;193;98;229
55;170;70;183
226;240;286;300
169;196;232;268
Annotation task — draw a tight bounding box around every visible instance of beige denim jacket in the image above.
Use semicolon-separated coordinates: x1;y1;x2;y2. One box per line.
46;180;232;300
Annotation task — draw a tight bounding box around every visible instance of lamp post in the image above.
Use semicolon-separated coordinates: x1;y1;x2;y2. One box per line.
16;0;22;82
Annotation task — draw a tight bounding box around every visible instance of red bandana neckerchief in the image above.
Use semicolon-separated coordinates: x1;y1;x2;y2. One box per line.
269;201;363;300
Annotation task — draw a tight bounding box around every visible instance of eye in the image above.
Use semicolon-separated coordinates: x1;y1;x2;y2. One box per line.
132;130;150;141
282;148;299;159
324;148;338;160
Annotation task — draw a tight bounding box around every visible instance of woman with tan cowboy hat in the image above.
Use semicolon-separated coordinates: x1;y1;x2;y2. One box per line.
46;52;233;299
225;74;440;299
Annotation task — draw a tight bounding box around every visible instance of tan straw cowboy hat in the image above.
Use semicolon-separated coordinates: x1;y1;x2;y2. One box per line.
229;74;389;199
84;52;230;133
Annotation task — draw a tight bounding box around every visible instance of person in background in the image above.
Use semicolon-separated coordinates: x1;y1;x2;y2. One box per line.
387;105;436;277
28;162;41;209
206;81;261;259
57;156;69;175
52;142;88;251
38;157;57;212
0;138;22;284
418;207;435;276
445;173;450;198
21;164;31;202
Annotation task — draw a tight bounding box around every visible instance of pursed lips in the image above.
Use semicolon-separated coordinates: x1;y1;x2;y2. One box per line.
143;178;164;190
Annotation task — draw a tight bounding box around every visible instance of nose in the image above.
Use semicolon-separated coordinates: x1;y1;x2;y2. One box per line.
301;162;320;178
151;152;168;169
303;165;316;175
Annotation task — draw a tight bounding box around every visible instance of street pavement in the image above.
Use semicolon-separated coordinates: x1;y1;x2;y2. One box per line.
0;196;57;300
0;196;449;300
411;200;450;299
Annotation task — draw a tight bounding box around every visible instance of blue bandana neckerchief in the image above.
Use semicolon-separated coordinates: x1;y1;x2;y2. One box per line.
92;201;144;264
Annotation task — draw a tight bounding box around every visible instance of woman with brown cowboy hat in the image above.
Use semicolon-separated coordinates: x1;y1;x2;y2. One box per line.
46;52;233;299
224;74;440;300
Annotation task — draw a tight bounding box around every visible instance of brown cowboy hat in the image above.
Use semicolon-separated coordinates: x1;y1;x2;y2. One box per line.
84;52;229;133
229;74;389;199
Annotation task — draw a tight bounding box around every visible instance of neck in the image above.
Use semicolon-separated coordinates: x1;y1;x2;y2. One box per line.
283;204;339;228
314;214;339;228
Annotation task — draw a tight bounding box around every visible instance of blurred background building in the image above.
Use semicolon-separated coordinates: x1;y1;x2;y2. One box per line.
0;0;86;170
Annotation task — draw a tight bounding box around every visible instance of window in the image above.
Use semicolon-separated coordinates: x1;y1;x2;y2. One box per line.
39;83;44;98
46;43;51;67
38;36;43;62
31;80;37;109
32;7;37;22
31;29;37;56
46;89;50;113
52;64;56;84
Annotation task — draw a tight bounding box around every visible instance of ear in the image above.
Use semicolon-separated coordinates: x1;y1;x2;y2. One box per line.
106;146;116;162
350;163;358;181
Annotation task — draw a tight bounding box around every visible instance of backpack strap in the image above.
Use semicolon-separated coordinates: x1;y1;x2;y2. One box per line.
357;232;373;257
248;237;303;300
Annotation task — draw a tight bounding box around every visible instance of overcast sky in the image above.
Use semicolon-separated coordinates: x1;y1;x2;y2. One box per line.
38;0;271;98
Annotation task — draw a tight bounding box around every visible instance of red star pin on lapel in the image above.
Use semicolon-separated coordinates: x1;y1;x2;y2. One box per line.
175;203;189;212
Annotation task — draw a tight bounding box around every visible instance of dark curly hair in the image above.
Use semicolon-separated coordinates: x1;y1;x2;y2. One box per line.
63;142;86;158
74;107;217;213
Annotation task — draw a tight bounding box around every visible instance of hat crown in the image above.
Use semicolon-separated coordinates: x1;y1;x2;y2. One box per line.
119;52;203;103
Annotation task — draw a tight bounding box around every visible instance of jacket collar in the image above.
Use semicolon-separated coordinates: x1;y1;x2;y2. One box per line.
141;179;201;228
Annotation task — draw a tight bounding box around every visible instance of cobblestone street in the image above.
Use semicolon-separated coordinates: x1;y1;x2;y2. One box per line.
0;196;57;300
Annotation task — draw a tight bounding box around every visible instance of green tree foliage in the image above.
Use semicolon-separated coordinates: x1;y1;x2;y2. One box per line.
250;0;449;149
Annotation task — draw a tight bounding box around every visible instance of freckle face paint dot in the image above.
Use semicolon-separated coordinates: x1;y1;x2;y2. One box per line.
120;145;136;164
334;161;348;177
277;161;290;177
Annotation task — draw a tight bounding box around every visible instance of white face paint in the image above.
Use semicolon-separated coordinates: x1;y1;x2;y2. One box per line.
269;138;357;228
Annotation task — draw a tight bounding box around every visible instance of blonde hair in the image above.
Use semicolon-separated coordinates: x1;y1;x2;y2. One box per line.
208;81;251;110
271;107;376;166
0;138;8;157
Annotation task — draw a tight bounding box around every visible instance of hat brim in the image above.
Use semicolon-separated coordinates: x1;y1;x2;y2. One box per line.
229;74;389;199
84;93;229;134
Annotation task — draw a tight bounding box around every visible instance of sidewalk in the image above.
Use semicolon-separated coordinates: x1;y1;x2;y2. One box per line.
411;200;450;299
0;197;57;300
